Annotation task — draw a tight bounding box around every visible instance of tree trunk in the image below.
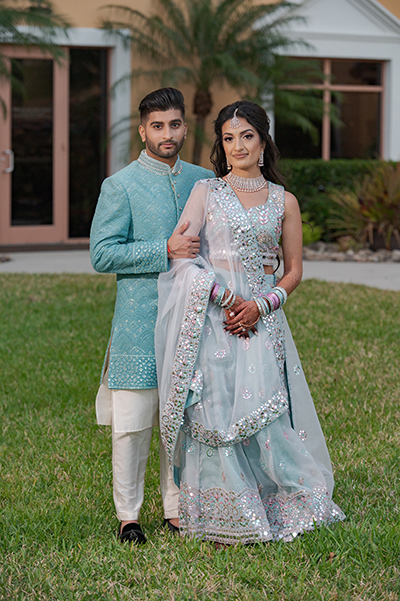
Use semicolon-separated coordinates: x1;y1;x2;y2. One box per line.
191;88;213;165
192;114;207;165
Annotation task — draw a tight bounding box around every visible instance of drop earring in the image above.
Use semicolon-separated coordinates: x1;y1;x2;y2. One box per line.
226;159;232;171
258;151;264;167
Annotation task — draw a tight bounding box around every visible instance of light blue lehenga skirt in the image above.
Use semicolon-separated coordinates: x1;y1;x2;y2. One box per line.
177;272;345;544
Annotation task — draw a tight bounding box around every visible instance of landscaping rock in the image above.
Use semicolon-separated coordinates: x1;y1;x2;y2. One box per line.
303;242;400;263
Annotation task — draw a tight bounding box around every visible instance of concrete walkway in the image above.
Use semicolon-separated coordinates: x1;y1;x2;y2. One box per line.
1;250;399;291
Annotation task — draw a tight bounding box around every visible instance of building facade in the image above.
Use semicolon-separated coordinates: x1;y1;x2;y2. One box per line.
0;0;399;249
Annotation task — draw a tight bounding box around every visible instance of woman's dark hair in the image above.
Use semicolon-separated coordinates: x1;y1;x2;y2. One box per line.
210;100;284;185
139;87;185;121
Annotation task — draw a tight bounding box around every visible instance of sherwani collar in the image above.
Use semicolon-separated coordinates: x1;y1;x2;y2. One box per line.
137;150;182;175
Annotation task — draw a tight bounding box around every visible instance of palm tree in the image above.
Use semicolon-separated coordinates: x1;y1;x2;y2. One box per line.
0;0;70;113
101;0;312;164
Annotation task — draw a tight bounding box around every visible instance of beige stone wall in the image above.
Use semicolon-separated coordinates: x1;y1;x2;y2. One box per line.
379;0;400;18
51;0;152;28
52;0;400;31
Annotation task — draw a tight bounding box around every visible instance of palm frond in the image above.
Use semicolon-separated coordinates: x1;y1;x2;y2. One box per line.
0;0;70;112
101;7;189;60
100;0;323;163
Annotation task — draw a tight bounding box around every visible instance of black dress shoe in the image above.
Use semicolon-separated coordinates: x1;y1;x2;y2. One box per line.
118;522;146;545
163;518;179;534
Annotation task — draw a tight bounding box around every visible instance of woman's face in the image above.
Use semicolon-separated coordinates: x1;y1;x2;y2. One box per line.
221;117;265;175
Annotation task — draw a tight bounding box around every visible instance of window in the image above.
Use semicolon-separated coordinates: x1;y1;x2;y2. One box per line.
69;48;108;238
275;59;385;160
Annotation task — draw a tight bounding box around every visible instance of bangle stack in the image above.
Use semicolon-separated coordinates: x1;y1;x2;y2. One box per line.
210;282;221;303
214;285;226;306
255;286;288;318
221;289;236;310
271;286;288;306
211;282;236;310
254;297;270;318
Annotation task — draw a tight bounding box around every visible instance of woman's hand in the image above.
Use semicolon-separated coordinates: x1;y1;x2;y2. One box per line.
224;299;260;337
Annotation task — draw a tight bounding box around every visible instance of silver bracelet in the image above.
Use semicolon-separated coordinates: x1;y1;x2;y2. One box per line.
220;289;234;308
224;293;236;310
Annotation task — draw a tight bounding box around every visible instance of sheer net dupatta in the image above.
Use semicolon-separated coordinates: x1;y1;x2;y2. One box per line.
156;181;215;482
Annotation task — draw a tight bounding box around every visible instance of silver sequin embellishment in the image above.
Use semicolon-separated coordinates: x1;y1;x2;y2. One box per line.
299;430;307;441
294;365;301;375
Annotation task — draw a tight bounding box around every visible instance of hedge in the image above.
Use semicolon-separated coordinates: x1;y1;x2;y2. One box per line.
279;159;386;240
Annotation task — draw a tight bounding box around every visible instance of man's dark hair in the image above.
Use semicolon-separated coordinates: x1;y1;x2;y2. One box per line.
139;87;185;122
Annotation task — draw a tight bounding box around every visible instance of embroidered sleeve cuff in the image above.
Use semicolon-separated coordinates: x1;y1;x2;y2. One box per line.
132;239;169;274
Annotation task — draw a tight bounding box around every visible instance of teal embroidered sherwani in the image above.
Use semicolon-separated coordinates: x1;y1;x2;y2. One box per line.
90;150;214;390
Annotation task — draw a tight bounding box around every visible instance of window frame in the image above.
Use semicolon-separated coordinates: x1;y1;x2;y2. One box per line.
279;58;386;160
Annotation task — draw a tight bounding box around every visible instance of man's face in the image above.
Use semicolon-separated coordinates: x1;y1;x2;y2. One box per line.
138;109;187;165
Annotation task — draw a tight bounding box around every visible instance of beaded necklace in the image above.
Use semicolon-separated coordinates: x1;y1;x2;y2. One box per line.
225;172;267;193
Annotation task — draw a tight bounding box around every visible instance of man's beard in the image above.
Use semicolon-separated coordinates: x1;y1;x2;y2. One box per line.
146;137;184;159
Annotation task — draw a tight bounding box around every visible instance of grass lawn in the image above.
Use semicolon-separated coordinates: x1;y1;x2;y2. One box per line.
0;273;399;601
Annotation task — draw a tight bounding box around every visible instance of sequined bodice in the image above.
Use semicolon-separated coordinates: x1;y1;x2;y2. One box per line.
247;182;285;264
206;180;285;266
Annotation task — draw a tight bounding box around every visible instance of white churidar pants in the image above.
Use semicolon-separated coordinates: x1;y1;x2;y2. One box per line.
96;369;179;522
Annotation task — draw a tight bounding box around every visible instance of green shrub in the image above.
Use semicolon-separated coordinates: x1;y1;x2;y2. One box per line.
329;162;400;250
280;159;382;240
301;212;324;245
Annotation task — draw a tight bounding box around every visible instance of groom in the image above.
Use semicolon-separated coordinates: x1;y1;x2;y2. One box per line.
90;87;213;544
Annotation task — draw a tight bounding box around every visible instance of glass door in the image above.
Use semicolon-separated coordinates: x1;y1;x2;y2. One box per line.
0;47;69;246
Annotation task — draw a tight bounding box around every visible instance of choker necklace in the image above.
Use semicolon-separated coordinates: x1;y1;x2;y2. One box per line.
225;171;267;193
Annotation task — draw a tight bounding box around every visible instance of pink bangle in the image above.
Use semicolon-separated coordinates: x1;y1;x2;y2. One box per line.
210;283;219;302
265;292;280;310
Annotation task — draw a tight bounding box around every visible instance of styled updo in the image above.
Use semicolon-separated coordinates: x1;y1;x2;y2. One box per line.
210;100;284;185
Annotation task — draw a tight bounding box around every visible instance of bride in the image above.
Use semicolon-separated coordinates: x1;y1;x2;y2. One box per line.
155;100;345;544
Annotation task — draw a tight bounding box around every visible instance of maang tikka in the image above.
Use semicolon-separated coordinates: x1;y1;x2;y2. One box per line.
230;108;241;129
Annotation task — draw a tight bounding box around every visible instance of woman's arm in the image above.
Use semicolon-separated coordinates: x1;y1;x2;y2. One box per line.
277;191;303;294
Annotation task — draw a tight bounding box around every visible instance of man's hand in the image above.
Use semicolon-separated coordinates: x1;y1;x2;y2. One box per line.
168;221;200;259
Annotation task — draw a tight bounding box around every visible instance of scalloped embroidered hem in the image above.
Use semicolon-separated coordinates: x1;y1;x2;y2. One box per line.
179;484;345;545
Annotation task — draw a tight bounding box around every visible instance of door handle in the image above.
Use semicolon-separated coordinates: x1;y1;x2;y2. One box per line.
1;149;14;173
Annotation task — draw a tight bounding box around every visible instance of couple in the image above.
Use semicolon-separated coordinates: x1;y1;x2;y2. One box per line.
91;87;344;546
